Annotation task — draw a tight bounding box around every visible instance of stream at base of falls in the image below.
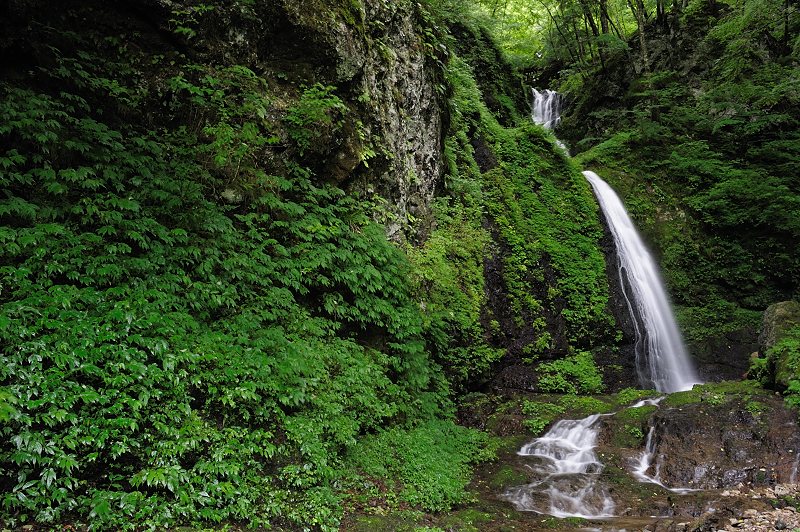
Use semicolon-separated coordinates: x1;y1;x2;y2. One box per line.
501;396;701;518
502;412;615;517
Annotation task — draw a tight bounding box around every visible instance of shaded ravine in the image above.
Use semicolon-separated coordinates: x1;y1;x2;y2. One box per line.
503;89;702;518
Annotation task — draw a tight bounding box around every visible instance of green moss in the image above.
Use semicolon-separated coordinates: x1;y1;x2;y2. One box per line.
558;394;614;416
440;508;494;531
538;516;588;529
489;465;529;490
610;405;656;447
610;387;661;408
663;380;764;407
350;512;425;532
347;420;496;512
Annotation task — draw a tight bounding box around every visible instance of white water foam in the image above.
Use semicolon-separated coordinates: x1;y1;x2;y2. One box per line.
531;88;561;129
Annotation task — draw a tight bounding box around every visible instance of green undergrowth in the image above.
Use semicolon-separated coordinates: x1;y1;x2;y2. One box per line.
0;11;496;529
0;0;637;528
535;350;605;394
345;420;497;512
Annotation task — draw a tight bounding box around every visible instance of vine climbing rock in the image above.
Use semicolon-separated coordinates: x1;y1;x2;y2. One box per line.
758;301;800;388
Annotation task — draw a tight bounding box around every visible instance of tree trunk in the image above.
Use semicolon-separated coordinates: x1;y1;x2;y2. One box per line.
628;0;651;74
537;0;581;66
579;0;607;71
656;0;666;28
784;0;791;51
600;0;610;34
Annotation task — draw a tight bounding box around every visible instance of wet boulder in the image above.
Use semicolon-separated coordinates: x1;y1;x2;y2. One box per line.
758;301;800;389
618;385;800;490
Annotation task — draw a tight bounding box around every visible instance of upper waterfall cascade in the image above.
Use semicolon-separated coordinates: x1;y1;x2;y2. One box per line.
531;88;561;129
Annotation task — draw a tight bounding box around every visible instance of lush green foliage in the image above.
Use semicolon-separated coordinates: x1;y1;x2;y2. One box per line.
284;84;347;154
345;420;496;511
535;351;604;394
463;0;800;346
406;209;504;388
0;17;491;528
521;400;566;435
402;0;620;388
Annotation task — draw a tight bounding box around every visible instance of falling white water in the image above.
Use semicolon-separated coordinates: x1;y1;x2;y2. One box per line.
633;426;661;483
509;91;702;520
503;414;615;518
630;396;664;487
584;171;700;393
632;419;699;492
529;88;699;392
531;88;561;130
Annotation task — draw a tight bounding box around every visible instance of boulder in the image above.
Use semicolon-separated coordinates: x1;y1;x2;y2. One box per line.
759;301;800;388
759;301;800;353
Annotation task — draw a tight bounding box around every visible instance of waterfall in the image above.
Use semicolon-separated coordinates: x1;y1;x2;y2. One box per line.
584;172;699;393
531;88;561;130
530;87;698;392
505;90;702;519
503;414;615;518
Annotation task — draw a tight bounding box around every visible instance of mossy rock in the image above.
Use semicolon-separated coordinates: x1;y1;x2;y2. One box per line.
663;380;762;407
439;508;494;531
488;464;529;490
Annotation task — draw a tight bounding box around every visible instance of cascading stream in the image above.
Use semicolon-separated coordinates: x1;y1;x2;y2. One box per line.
503;414;615;518
506;90;702;519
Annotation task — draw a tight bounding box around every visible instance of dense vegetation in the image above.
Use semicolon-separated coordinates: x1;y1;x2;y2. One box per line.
0;0;624;528
1;0;798;528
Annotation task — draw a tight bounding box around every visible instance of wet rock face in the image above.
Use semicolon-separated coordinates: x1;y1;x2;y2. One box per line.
265;0;446;241
633;396;800;490
690;326;757;383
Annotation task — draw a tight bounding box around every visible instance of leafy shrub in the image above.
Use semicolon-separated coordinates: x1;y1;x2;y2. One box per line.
284;83;347;154
536;351;604;394
347;420;496;511
0;38;446;529
521;400;566;435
